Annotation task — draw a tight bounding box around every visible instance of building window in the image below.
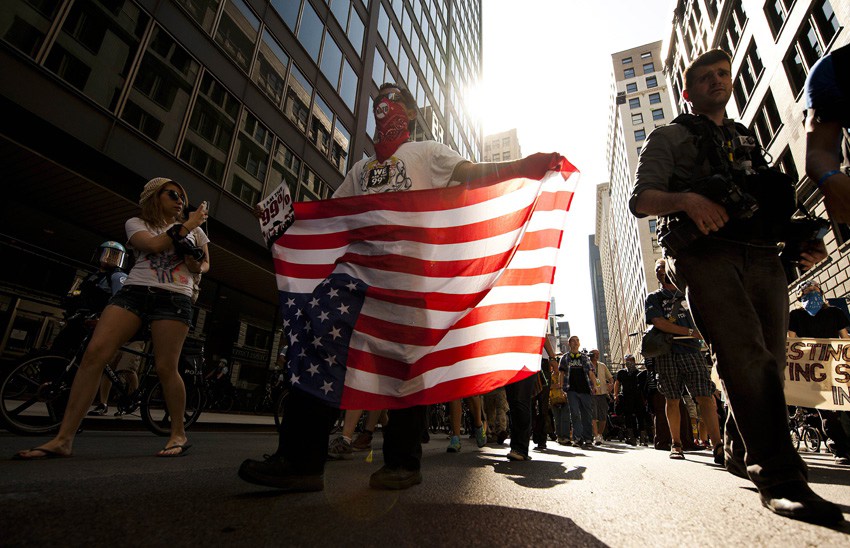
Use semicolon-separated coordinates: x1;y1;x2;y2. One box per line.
175;0;224;34
640;51;652;59
626;82;638;93
1;0;64;59
252;29;289;107
122;26;200;151
319;34;343;88
651;108;664;121
783;0;841;97
733;41;764;110
765;0;793;37
284;64;312;133
331;119;350;174
629;97;641;109
751;90;782;147
622;56;632;64
646;75;658;88
43;0;150;111
775;147;799;183
643;62;655;74
720;0;746;53
624;67;635;79
297;0;323;62
649;92;661;104
179;71;239;183
270;0;300;32
502;151;511;160
309;93;333;156
269;140;301;198
229;111;272;205
634;129;646;141
631;113;643;125
214;0;259;73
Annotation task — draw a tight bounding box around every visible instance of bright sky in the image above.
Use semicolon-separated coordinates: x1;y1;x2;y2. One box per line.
479;0;674;350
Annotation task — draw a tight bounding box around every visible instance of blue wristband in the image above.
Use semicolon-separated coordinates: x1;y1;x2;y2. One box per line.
817;169;842;188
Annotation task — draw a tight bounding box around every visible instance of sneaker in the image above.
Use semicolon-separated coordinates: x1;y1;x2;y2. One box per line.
557;437;569;445
446;435;461;453
87;403;107;416
507;450;532;461
834;454;850;465
369;465;422;490
474;424;487;448
593;436;603;446
534;443;547;451
327;436;353;460
238;454;324;492
352;431;373;452
113;410;127;418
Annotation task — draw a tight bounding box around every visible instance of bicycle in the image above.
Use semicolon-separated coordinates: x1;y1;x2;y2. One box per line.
0;312;205;436
789;407;821;453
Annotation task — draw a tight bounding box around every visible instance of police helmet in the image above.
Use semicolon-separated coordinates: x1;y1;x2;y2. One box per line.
98;241;126;270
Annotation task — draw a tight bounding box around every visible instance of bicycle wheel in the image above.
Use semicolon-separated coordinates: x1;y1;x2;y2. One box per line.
803;427;821;453
789;427;801;451
0;355;73;435
273;388;289;429
140;379;204;436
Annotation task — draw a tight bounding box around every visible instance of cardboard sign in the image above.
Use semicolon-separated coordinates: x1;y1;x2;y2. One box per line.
257;182;295;248
785;337;850;410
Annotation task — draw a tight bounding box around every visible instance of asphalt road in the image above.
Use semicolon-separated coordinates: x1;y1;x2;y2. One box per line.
1;427;849;547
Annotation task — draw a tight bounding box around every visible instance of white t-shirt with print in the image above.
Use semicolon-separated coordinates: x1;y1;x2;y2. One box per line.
333;140;467;197
123;217;209;298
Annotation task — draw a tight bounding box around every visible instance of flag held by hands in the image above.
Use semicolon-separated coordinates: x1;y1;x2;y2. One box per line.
272;163;578;409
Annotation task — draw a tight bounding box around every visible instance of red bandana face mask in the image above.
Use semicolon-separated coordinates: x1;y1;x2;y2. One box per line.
373;98;410;162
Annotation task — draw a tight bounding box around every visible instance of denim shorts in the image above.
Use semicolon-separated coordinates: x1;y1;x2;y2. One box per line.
109;285;193;327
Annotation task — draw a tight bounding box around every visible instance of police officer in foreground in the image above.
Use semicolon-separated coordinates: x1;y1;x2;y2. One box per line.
630;49;842;524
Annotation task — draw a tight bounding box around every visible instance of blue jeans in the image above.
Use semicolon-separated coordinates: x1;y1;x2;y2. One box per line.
567;391;593;442
552;404;570;438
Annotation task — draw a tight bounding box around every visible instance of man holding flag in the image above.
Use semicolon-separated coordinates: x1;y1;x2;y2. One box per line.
239;83;573;491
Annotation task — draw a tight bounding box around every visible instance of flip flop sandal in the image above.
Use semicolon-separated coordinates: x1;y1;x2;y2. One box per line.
12;447;71;460
156;443;192;458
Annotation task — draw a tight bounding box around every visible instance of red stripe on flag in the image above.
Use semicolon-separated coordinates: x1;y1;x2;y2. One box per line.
345;336;545;380
340;368;537;409
365;286;492;312
335;248;516;277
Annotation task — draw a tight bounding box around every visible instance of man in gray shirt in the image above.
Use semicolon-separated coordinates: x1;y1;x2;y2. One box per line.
630;49;839;525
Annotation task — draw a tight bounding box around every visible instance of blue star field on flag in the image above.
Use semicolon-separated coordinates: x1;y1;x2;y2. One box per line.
281;273;367;406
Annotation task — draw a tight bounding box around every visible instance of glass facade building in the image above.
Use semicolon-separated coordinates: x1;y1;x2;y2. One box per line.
0;0;483;386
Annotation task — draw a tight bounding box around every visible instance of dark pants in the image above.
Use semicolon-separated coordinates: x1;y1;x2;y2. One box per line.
276;387;425;474
618;395;646;435
506;373;537;457
820;410;850;457
669;238;806;489
532;367;551;446
649;390;700;450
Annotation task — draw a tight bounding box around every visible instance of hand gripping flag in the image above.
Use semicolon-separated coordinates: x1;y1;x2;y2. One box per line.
273;162;577;409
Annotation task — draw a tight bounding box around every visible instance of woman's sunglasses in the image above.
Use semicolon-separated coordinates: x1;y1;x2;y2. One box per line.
161;189;186;203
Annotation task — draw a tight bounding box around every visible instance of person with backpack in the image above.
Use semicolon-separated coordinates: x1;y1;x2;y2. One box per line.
630;49;840;525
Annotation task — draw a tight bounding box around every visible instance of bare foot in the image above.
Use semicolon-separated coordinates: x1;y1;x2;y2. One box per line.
14;442;72;460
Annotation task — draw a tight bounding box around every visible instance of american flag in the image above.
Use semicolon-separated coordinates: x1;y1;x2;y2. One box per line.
273;165;577;409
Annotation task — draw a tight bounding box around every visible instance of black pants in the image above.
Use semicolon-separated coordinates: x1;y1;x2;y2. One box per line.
669;238;806;489
532;368;551;446
506;374;537;457
276;387;425;474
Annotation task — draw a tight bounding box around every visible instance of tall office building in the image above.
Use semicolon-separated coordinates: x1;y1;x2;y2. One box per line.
0;0;483;386
482;128;520;162
588;234;610;360
663;0;849;304
598;40;675;364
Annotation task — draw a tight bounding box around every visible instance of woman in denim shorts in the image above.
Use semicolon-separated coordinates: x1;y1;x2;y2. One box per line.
15;178;210;460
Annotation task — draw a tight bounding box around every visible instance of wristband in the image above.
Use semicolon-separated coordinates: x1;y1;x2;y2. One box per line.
817;170;842;188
